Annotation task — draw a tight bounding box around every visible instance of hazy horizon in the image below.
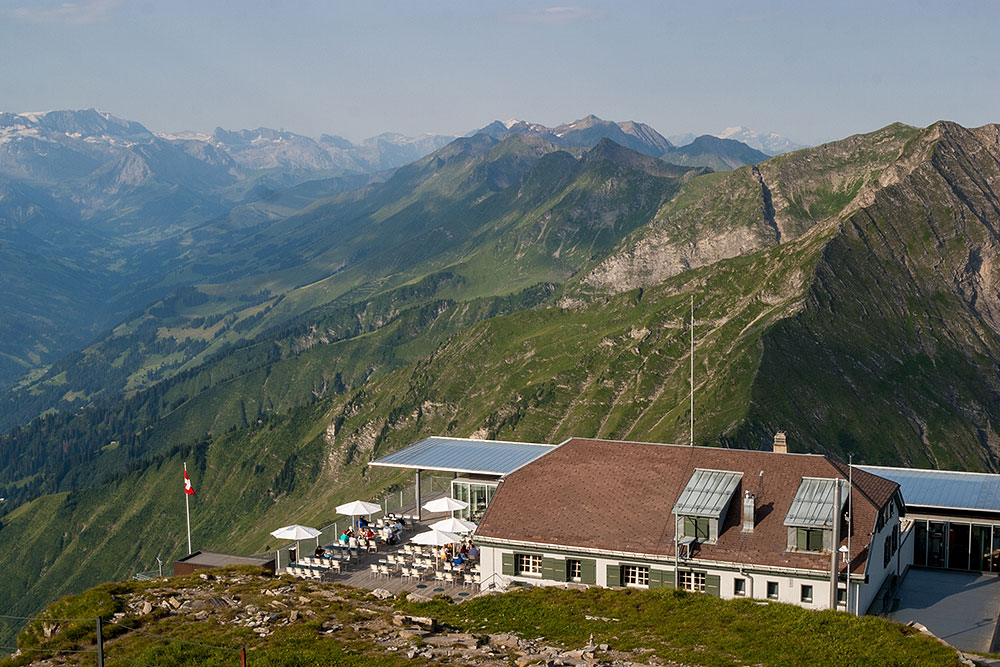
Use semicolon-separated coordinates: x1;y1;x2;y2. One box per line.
2;0;998;145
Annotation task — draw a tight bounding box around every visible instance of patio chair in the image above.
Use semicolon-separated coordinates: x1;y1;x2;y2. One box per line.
370;563;380;579
379;564;391;578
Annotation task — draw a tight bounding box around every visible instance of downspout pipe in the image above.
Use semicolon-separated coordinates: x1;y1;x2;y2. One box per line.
830;479;842;610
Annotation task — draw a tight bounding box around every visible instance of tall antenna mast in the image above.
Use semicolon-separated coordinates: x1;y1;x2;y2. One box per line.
690;294;694;446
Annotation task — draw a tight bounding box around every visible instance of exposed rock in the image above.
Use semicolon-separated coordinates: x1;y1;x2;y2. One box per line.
370;587;394;600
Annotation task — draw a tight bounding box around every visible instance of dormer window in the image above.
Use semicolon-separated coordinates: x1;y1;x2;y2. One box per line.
784;477;848;553
672;469;743;544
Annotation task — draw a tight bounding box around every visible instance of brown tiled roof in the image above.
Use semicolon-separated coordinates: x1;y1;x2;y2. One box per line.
475;438;898;575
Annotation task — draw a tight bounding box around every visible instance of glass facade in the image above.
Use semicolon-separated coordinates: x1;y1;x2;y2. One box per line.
451;478;497;522
913;519;1000;572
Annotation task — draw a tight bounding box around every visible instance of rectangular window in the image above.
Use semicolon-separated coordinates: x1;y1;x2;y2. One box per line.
622;565;649;588
679;570;706;592
567;559;582;582
796;528;825;552
515;554;542;577
800;585;813;603
766;581;779;600
836;587;847;607
733;578;746;596
683;516;711;541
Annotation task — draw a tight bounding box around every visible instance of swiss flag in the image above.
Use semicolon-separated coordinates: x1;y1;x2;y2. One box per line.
184;469;195;496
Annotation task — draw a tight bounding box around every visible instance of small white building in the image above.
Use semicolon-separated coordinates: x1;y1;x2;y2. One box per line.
474;438;905;614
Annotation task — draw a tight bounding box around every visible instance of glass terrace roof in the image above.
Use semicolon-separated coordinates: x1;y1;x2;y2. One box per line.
858;465;1000;512
370;436;555;476
672;469;743;518
784;477;848;528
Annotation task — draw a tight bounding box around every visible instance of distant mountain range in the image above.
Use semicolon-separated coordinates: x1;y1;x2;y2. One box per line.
472;114;772;171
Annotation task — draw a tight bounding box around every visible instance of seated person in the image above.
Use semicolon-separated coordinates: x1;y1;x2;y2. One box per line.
467;543;480;559
338;530;350;546
358;516;369;529
452;555;464;567
381;524;393;541
459;544;469;556
365;528;376;540
314;545;326;558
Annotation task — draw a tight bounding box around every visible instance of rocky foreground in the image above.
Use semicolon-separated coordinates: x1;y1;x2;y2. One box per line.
5;566;968;667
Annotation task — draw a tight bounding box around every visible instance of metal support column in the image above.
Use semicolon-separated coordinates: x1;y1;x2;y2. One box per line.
415;469;422;521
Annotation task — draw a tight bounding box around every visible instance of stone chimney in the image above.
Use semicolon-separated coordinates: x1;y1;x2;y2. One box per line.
742;490;755;533
773;431;787;454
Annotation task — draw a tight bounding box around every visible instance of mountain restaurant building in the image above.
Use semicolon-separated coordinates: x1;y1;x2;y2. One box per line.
474;438;905;614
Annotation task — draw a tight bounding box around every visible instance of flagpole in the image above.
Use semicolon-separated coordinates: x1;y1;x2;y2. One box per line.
184;462;192;555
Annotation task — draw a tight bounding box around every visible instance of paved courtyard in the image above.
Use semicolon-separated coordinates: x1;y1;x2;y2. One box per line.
890;568;1000;653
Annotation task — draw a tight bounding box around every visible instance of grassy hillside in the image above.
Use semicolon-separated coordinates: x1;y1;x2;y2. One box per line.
3;571;960;667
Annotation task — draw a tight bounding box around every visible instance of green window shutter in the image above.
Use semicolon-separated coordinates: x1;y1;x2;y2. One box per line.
648;569;663;588
501;552;515;576
542;557;566;582
706;574;721;597
606;563;621;588
683;516;695;537
662;569;675;589
696;519;710;541
579;559;597;585
808;529;824;551
796;528;807;550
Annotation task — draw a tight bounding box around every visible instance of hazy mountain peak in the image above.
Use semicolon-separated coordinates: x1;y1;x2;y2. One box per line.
714;125;807;156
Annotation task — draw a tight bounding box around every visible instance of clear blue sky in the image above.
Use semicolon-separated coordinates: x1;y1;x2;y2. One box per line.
1;0;997;145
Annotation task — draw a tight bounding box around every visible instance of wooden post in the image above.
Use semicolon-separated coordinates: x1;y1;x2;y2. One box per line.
241;647;247;667
96;617;104;667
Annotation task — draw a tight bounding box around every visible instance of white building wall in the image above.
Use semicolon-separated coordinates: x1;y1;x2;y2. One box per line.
852;510;909;615
480;544;847;611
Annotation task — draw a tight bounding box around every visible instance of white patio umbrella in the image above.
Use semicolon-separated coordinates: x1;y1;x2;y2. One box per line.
410;528;463;569
421;496;469;514
270;524;321;563
430;517;477;534
335;499;383;529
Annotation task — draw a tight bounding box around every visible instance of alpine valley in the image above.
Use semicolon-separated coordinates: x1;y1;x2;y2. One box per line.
1;110;999;646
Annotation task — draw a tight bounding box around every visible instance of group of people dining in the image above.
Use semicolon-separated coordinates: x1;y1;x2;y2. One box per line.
321;515;407;555
441;541;479;568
